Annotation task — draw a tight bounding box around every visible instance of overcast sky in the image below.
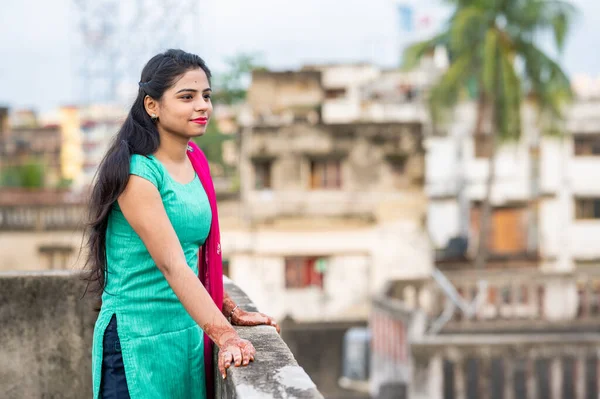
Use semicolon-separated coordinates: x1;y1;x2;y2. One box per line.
0;0;598;112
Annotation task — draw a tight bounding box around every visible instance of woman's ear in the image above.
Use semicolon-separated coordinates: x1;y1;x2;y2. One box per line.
144;95;159;119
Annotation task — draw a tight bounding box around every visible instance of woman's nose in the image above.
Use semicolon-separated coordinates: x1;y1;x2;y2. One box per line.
195;99;209;112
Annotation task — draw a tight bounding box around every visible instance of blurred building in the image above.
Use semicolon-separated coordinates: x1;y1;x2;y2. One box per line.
0;108;63;188
304;62;436;125
0;188;86;270
77;104;127;188
60;106;84;185
223;64;437;325
366;90;600;398
426;97;600;316
0;105;108;189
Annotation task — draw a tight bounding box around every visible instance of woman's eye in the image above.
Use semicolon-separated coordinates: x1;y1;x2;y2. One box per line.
181;95;193;100
204;95;211;100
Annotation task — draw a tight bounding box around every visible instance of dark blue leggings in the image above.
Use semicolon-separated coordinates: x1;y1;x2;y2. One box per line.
100;314;130;398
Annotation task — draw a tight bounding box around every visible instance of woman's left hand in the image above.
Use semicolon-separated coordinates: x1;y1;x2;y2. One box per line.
231;309;281;334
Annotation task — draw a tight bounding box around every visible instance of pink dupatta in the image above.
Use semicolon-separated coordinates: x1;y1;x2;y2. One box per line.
186;141;224;398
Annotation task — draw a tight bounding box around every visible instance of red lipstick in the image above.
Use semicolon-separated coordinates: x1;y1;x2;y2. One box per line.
191;117;208;125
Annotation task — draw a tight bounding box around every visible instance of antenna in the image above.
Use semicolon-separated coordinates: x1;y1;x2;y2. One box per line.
72;0;199;105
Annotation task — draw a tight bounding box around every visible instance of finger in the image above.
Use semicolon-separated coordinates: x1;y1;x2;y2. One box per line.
242;341;257;358
232;348;243;367
223;350;233;368
218;356;227;379
260;313;280;331
219;351;233;379
245;314;268;326
242;346;254;365
239;342;255;365
267;318;280;333
259;313;273;323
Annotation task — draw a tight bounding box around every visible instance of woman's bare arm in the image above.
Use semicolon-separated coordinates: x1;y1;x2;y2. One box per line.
118;175;255;376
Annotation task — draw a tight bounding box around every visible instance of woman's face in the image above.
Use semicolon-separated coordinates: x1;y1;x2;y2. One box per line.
155;68;213;139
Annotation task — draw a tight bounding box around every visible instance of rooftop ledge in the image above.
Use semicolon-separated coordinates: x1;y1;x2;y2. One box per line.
0;270;323;399
218;277;323;398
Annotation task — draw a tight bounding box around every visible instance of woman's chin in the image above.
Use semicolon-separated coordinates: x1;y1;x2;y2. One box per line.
190;129;207;138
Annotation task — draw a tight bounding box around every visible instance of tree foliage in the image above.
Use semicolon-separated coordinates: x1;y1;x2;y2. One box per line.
404;0;576;139
404;0;577;270
0;160;46;188
212;53;265;105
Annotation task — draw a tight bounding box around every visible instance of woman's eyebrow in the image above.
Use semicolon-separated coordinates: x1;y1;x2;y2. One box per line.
175;87;212;94
175;88;198;94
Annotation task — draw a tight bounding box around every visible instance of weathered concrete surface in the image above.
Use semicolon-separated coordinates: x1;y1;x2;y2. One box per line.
217;278;324;399
0;272;323;399
0;270;97;399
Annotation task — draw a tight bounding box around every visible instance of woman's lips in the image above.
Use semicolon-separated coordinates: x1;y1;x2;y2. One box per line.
191;118;208;125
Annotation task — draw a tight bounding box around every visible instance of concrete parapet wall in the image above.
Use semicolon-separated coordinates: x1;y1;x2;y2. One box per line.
0;271;96;398
217;278;324;398
0;271;323;399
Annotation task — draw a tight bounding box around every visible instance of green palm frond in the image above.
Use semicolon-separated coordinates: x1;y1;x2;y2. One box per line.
482;28;499;96
450;6;489;53
428;53;475;124
507;0;577;51
515;37;573;117
402;32;450;70
497;42;522;142
407;0;575;142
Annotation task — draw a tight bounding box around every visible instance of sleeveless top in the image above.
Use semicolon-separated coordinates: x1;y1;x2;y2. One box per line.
91;154;212;399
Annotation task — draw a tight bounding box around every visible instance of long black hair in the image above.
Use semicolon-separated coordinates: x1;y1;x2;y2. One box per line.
84;49;212;293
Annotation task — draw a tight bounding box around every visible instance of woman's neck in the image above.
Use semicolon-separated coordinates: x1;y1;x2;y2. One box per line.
154;130;189;163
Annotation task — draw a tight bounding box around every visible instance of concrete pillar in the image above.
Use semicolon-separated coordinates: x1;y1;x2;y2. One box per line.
429;355;443;399
479;356;490;399
526;358;536;399
576;356;585;399
455;358;466;399
504;357;514;399
550;358;562;399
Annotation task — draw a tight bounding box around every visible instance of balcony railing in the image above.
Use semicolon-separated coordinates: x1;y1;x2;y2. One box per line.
410;333;600;399
387;267;600;334
0;204;87;231
371;276;600;399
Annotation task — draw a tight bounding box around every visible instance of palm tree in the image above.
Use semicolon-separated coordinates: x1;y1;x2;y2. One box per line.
404;0;576;270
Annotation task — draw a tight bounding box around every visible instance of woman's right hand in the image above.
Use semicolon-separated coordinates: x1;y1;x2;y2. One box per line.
218;335;256;379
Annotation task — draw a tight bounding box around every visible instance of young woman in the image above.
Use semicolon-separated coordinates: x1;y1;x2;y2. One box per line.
85;49;279;399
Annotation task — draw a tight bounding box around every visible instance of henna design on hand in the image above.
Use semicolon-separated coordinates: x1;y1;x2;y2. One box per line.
231;310;281;334
203;321;256;379
222;293;237;318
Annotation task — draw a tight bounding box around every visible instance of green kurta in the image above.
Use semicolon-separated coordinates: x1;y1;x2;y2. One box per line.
92;154;212;399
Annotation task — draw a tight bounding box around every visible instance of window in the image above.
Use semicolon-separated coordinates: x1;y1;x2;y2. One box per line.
387;155;406;176
474;134;493;158
38;245;74;270
575;198;600;220
487;286;497;304
386;154;407;188
325;88;347;99
574;134;600;156
516;285;529;304
310;159;342;189
254;160;272;190
501;286;512;305
284;257;327;289
470;205;528;256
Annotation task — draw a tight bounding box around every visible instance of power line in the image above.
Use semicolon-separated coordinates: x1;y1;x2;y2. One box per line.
72;0;199;105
